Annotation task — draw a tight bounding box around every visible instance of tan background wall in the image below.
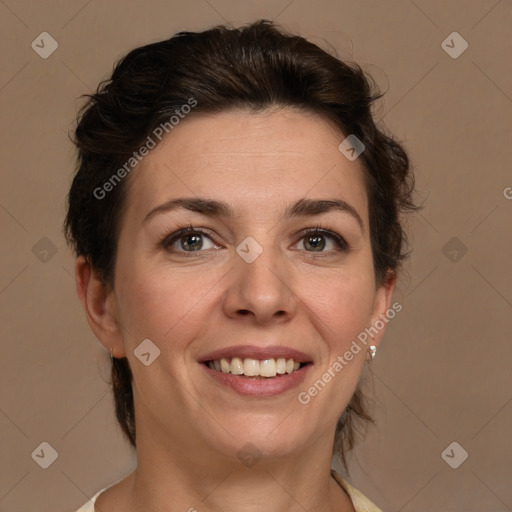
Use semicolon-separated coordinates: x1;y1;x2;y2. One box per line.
1;1;511;511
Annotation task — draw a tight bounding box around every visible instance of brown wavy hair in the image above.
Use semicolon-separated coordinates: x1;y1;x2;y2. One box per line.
64;19;419;474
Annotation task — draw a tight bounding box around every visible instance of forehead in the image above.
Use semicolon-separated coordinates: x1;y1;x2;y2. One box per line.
122;108;369;226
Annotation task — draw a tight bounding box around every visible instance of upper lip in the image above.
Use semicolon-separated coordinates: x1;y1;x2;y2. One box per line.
198;345;313;364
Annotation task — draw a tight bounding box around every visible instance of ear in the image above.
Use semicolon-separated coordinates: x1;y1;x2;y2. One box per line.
367;269;397;350
75;255;127;358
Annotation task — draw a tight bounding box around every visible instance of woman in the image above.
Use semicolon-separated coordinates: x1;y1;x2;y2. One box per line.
65;19;418;512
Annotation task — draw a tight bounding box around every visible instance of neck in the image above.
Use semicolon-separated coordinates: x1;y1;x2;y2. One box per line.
123;426;354;512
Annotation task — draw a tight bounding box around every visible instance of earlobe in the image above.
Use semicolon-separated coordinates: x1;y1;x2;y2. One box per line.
75;256;126;357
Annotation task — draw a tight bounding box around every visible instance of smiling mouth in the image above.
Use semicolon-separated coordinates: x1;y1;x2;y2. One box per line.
205;357;309;378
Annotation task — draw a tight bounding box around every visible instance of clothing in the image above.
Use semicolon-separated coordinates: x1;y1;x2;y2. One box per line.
331;470;383;512
75;469;382;512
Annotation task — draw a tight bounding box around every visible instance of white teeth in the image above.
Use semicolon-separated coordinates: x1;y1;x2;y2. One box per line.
260;359;277;377
231;357;244;375
243;358;260;376
220;358;230;373
276;358;287;374
207;357;304;377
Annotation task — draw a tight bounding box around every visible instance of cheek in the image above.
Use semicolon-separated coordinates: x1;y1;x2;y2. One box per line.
299;268;376;354
115;263;220;350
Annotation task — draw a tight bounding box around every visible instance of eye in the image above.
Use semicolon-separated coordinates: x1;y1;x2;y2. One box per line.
162;226;219;253
295;227;348;253
161;225;348;255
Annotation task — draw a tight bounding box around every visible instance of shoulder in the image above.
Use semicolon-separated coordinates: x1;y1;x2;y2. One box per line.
74;474;128;512
331;470;383;512
74;489;104;511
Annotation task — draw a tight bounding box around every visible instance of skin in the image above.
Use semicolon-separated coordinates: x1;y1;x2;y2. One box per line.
76;107;395;512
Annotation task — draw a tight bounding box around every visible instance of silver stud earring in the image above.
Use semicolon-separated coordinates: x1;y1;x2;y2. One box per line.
369;345;376;360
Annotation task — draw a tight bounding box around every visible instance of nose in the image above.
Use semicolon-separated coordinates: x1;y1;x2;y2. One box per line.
222;243;299;325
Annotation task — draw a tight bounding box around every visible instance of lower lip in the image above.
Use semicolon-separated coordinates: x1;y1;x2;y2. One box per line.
200;363;311;397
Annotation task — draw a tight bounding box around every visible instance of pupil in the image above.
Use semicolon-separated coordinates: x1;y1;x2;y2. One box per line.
183;234;202;250
307;235;324;251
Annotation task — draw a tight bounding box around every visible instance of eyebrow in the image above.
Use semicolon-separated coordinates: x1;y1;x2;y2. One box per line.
143;197;364;232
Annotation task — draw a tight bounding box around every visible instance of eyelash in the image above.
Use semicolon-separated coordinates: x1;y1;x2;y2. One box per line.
160;224;349;257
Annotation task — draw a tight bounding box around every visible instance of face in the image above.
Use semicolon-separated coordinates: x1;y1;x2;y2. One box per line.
105;108;394;463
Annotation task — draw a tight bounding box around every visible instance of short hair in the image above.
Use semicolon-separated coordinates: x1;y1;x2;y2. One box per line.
64;19;419;474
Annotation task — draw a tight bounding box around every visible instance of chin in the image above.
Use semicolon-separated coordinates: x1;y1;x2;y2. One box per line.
202;412;315;462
